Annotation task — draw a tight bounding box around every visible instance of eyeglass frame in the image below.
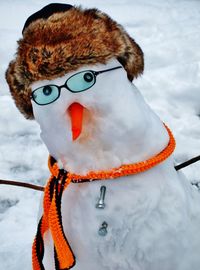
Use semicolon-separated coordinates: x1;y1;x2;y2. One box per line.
30;66;123;106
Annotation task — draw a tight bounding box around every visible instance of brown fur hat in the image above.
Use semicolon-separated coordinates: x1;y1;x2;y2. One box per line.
6;4;144;119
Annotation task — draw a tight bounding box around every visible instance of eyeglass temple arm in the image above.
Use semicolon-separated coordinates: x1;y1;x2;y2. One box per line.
94;66;122;75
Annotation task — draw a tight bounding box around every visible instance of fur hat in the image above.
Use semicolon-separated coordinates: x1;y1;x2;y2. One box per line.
6;3;144;119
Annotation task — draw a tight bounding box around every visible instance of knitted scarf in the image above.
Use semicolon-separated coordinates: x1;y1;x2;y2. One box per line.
32;124;176;270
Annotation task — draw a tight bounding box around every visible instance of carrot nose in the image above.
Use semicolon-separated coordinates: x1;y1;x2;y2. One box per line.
68;102;84;141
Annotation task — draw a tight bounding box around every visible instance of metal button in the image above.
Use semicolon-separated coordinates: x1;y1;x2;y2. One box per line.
96;186;106;209
98;221;108;236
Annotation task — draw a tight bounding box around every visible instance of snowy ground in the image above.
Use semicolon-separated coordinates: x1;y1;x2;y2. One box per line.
0;0;200;269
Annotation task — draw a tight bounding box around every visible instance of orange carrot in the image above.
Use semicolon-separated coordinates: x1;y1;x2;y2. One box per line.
68;103;84;141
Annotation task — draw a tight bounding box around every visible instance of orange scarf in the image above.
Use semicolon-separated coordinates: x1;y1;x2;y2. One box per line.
32;124;175;270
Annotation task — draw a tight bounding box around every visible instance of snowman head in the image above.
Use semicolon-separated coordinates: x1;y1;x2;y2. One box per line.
6;3;147;173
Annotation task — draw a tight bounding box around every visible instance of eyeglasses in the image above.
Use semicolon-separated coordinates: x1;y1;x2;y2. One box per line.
31;66;122;105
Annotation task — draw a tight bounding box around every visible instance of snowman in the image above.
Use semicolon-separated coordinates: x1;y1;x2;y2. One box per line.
6;3;200;270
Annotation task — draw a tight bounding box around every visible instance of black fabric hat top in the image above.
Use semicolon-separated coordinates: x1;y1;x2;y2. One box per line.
22;3;73;34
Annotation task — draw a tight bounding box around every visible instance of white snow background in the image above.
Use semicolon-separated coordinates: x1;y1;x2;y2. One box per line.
0;0;200;269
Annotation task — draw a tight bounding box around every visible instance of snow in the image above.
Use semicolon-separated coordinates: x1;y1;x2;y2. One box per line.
0;1;200;270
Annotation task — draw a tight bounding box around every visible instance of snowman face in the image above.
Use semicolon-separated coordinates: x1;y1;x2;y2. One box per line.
30;58;152;173
31;63;123;141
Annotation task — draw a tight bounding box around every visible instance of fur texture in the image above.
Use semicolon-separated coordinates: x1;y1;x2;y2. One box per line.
6;6;144;119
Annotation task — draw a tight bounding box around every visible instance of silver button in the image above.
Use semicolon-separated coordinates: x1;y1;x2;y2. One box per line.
96;186;106;209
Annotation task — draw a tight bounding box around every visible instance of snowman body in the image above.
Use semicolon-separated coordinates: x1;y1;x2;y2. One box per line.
31;59;200;270
42;162;200;270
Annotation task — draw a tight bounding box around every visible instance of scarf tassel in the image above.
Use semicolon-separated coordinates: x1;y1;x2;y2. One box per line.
32;172;76;270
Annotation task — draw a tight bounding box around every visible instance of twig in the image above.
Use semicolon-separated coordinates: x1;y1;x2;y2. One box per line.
175;155;200;171
0;179;44;191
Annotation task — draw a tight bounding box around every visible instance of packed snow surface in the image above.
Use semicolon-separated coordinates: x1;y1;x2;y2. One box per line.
0;0;200;269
